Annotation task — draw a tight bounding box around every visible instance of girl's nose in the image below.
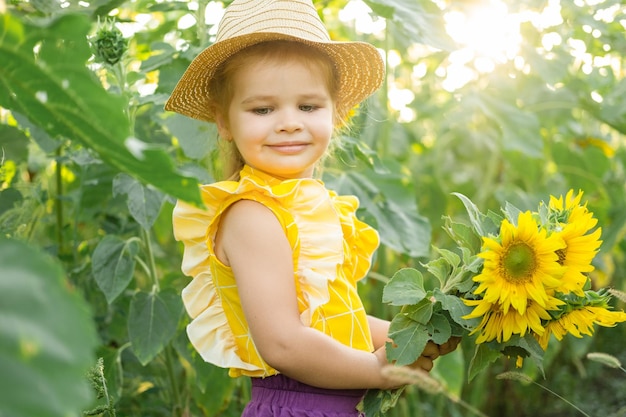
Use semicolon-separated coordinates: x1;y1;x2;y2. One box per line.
276;109;303;133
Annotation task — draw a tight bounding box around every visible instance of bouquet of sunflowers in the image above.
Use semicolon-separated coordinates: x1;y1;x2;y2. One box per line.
360;190;626;416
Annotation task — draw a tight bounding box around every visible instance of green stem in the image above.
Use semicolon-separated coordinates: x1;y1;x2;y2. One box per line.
140;228;159;292
164;345;182;417
367;271;391;284
196;0;209;47
530;380;591;417
133;255;152;279
99;363;116;417
55;146;65;256
113;61;134;132
448;395;490;417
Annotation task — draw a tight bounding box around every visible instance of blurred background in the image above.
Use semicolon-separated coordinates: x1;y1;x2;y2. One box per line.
1;0;625;416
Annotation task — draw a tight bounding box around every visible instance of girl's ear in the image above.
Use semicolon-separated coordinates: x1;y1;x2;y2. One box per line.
215;113;231;141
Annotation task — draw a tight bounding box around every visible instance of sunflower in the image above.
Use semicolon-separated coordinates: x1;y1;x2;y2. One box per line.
464;297;563;343
536;306;626;350
471;211;566;316
548;190;602;295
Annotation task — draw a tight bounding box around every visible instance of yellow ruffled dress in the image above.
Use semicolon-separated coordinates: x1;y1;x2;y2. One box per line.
173;165;380;378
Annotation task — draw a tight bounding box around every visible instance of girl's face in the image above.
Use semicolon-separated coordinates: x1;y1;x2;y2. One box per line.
217;57;334;180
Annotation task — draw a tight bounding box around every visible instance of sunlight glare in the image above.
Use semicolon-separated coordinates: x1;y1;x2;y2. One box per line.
206;2;225;26
339;0;386;35
444;1;522;63
441;1;523;91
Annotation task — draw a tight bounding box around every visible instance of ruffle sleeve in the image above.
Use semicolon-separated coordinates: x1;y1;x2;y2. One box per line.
173;180;267;373
331;192;380;285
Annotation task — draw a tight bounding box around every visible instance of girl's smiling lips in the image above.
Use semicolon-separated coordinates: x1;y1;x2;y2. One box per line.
267;142;311;153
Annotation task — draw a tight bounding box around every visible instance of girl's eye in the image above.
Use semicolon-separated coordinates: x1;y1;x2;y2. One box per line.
253;107;272;115
300;105;318;112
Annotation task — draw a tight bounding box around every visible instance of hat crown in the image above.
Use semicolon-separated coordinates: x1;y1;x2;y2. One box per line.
216;0;330;43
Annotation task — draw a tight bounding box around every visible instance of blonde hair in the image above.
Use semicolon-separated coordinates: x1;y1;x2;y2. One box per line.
208;40;346;180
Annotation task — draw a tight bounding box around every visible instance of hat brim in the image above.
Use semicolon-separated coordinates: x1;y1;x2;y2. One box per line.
164;33;384;123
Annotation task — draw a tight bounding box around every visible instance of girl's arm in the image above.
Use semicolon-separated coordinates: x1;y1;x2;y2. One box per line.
217;199;399;390
367;315;390;350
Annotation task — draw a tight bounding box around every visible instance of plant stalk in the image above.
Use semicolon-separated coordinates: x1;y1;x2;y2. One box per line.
141;228;160;292
164;344;183;417
196;0;209;47
55;146;65;256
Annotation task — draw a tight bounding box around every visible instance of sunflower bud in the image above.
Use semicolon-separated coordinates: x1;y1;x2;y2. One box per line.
91;18;128;66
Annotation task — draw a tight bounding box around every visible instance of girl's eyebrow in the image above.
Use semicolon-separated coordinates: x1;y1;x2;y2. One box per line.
241;93;330;104
240;95;275;104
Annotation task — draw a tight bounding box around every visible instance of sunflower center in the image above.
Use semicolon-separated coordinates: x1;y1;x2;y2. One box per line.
502;242;536;283
555;248;567;265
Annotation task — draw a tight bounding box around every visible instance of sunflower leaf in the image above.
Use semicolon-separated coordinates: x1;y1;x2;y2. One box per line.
432;247;461;268
434;289;477;330
422;257;451;288
502;202;523;225
427;312;452;345
91;235;139;304
382;268;426;306
452;193;489;236
405;299;433;324
386;315;429;366
442;216;482;253
468;344;501;382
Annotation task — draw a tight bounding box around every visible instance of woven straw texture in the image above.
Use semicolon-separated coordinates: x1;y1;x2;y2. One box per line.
165;0;384;122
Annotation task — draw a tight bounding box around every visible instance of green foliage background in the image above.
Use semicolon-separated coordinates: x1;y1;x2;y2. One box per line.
1;0;625;416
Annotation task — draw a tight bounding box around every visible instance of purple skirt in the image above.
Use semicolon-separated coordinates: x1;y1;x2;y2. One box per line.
241;374;366;417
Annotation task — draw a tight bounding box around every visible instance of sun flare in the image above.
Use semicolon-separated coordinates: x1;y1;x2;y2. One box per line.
444;1;522;65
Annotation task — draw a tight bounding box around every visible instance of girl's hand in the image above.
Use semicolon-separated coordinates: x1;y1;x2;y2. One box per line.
412;337;462;372
439;336;462;356
408;341;440;373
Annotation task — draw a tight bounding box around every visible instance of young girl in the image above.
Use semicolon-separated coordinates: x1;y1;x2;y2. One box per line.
166;1;459;415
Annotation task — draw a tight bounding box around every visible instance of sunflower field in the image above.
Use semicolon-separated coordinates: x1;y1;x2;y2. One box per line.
1;1;625;417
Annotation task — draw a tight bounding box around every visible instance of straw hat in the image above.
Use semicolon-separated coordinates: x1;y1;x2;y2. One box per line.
164;0;385;123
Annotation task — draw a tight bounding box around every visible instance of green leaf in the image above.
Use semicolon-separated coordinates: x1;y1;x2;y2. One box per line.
500;335;546;378
452;192;489;237
113;173;166;230
477;93;543;157
427;312;452;345
422;257;452;288
364;0;457;51
0;13;202;205
383;268;427;306
386;314;430;366
163;113;216;160
0;188;22;215
502;201;523;225
128;289;183;365
91;235;139;304
405;298;434;324
327;170;431;258
434;289;477;330
0;238;98;417
359;387;406;417
433;247;461;269
468;343;501;382
334;134;389;174
0;124;29;162
442;216;482;254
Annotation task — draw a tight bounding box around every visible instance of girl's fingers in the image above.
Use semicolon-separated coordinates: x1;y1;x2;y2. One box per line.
439;336;462;356
421;341;440;360
413;355;434;372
